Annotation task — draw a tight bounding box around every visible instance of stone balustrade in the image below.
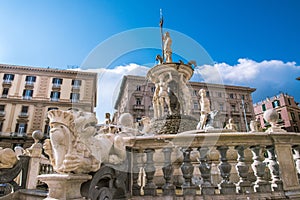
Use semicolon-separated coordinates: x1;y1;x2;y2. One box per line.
125;131;300;199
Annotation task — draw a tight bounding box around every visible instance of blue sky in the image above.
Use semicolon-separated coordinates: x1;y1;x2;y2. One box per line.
1;1;300;122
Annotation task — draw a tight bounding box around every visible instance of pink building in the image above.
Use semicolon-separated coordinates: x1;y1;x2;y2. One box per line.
254;93;300;132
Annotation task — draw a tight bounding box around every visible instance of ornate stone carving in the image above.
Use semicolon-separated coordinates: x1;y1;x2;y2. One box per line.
224;118;238;131
44;110;127;174
0;148;18;169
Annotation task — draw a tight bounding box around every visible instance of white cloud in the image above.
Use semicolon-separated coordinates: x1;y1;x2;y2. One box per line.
78;63;150;122
195;58;300;103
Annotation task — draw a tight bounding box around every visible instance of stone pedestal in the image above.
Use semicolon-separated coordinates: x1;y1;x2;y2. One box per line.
38;173;92;200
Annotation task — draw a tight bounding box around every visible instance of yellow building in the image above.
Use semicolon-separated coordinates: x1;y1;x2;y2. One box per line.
0;64;97;148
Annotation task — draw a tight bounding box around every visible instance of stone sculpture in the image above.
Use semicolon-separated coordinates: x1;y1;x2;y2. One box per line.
250;119;261;132
163;32;172;63
197;89;211;130
263;109;286;133
44;109;128;174
0;147;18;169
140;116;152;135
224;118;238;131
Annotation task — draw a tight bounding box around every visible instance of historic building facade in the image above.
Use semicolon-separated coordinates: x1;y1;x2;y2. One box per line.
0;64;97;148
254;93;300;132
114;75;256;132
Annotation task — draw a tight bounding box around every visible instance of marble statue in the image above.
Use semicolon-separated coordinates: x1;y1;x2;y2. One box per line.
24;130;43;157
197;89;211;130
0;147;18;169
224;118;238;131
163;32;172;63
44;110;128;174
140;116;151;134
158;72;173;117
179;74;192;115
250;119;261;132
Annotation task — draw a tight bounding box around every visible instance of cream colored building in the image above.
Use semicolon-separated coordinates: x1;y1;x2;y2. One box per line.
114;75;256;132
0;64;97;148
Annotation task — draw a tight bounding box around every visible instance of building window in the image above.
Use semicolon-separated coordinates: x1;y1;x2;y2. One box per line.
25;76;36;84
229;93;234;99
136;85;141;91
193;101;199;109
23;89;33;100
3;74;14;83
295;126;299;133
50;91;60;101
70;93;80;103
48;107;58;111
278;111;282;120
272;100;280;108
151;86;155;93
219;103;224;111
206;91;210;97
15;123;27;136
20;106;29;116
2;88;9;98
262;104;266;111
72;80;82;88
52;78;63;87
291;112;296;122
192;90;197;96
136;97;141;105
0;121;3;133
241;94;245;100
231;104;236;112
0;105;5;116
288;98;291;105
218;92;222;98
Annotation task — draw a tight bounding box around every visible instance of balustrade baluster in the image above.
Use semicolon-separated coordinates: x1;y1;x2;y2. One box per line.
181;147;197;196
266;145;283;191
216;146;236;194
143;148;157;196
162;147;175;196
235;145;253;193
132;149;142;196
293;145;300;181
198;146;215;195
250;145;271;192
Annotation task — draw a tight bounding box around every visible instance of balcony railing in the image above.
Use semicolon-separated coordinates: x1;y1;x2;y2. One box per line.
0;111;5;117
125;131;300;199
18;112;29;118
133;104;145;110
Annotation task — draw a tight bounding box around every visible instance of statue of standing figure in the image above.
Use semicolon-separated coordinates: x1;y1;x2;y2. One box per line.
150;72;173;118
197;89;211;130
163;32;172;63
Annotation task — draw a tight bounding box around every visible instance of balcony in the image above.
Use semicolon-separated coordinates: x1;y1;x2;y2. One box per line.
50;98;59;102
2;79;12;87
52;84;61;89
22;96;32;100
133;104;145;110
0;111;5;117
25;81;34;88
18;112;29;118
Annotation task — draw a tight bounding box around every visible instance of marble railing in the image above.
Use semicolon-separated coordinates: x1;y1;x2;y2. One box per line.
125;131;300;199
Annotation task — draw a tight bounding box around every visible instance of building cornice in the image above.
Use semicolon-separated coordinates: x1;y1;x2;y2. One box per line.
0;64;97;78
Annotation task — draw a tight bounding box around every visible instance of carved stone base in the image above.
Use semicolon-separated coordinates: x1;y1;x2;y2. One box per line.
237;181;253;194
219;182;236;194
151;114;198;134
38;173;92;200
201;184;215;195
254;181;272;193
